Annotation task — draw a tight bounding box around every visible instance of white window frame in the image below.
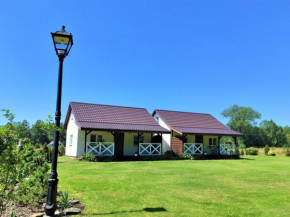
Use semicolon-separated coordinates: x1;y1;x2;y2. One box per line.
70;134;73;146
209;138;217;146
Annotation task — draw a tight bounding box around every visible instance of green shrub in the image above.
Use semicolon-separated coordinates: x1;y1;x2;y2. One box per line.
264;145;270;156
180;153;194;160
15;144;49;206
246;147;259;155
58;191;70;211
58;144;65;156
82;153;97;162
267;150;276;156
163;151;173;159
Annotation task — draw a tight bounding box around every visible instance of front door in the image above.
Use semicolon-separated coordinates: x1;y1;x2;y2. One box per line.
195;135;203;144
114;133;124;157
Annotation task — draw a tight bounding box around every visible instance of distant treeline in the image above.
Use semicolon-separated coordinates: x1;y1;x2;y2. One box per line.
222;105;290;147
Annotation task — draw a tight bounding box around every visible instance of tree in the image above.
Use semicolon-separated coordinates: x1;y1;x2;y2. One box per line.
260;120;287;147
30;120;50;145
0;110;19;215
221;104;261;133
283;126;290;146
14;120;31;140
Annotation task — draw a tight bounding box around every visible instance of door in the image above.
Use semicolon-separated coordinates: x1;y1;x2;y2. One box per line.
195;135;203;144
114;133;124;157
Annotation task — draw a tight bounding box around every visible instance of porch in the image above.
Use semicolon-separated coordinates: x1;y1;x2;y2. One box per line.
183;143;236;155
85;141;236;156
86;142;162;156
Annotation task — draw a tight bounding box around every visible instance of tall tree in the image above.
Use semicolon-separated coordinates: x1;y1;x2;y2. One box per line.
30;120;50;145
221;104;261;133
260;120;287;147
14;120;31;140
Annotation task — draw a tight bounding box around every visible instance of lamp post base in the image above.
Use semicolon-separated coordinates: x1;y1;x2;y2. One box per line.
44;175;58;216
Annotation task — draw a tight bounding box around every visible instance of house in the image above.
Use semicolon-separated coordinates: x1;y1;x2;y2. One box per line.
64;102;170;158
152;109;243;155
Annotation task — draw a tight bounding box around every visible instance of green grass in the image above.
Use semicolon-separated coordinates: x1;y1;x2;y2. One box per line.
58;156;290;217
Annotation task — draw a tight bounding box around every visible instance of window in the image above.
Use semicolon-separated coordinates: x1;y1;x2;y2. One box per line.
209;138;217;146
97;135;103;142
134;136;144;146
156;116;159;123
90;135;96;143
70;135;73;146
90;135;104;143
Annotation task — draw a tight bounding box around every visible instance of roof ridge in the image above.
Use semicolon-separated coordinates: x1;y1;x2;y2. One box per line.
70;101;147;110
155;109;211;116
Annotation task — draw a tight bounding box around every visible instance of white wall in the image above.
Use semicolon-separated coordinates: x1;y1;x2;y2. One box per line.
65;112;79;157
153;113;171;153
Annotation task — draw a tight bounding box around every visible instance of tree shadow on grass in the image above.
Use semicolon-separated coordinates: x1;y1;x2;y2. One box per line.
82;207;167;216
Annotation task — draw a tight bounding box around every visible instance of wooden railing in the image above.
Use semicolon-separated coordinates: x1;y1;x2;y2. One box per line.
86;142;114;156
139;143;161;156
220;144;236;155
184;143;203;155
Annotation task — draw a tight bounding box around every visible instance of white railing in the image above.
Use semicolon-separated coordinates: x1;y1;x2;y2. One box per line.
86;142;115;156
220;144;236;155
139;143;161;156
184;143;203;155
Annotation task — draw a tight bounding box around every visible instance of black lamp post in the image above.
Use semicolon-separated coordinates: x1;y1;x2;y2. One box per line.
45;26;73;216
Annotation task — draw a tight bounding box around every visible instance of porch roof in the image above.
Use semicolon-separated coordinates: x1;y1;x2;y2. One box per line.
78;122;169;133
153;109;243;136
171;127;243;136
64;102;170;133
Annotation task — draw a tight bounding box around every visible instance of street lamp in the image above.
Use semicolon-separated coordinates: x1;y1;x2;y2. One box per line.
45;26;73;216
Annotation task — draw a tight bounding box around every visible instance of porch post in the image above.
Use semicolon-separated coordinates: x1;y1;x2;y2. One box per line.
218;136;222;155
84;130;87;154
233;136;237;154
137;132;140;156
160;133;163;154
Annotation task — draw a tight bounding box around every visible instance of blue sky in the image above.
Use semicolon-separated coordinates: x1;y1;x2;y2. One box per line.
0;1;289;127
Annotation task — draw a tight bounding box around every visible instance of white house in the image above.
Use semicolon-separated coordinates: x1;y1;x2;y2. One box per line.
63;102;170;158
152;109;243;155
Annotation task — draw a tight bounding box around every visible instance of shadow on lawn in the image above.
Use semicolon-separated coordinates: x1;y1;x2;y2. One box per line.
82;207;167;216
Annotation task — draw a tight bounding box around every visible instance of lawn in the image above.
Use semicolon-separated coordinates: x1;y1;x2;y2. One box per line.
58;156;290;217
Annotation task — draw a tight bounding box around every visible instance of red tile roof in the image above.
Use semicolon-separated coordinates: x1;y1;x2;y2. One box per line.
153;109;242;136
64;102;170;133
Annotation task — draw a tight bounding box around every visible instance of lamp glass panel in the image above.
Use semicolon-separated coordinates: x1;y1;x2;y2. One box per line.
53;35;70;45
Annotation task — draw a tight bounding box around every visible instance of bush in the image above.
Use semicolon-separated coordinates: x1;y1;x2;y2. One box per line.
14;144;49;206
180;153;194;160
285;149;290;157
81;154;116;162
267;150;276;156
82;153;97;162
58;191;70;211
264;145;270;156
246;147;259;155
58;144;65;156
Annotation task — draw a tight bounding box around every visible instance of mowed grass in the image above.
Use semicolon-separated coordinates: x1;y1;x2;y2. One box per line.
57;156;290;217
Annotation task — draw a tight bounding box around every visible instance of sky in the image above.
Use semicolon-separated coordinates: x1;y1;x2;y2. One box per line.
0;0;290;127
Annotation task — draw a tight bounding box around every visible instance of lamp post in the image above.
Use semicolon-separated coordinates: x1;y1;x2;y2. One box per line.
45;26;73;216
